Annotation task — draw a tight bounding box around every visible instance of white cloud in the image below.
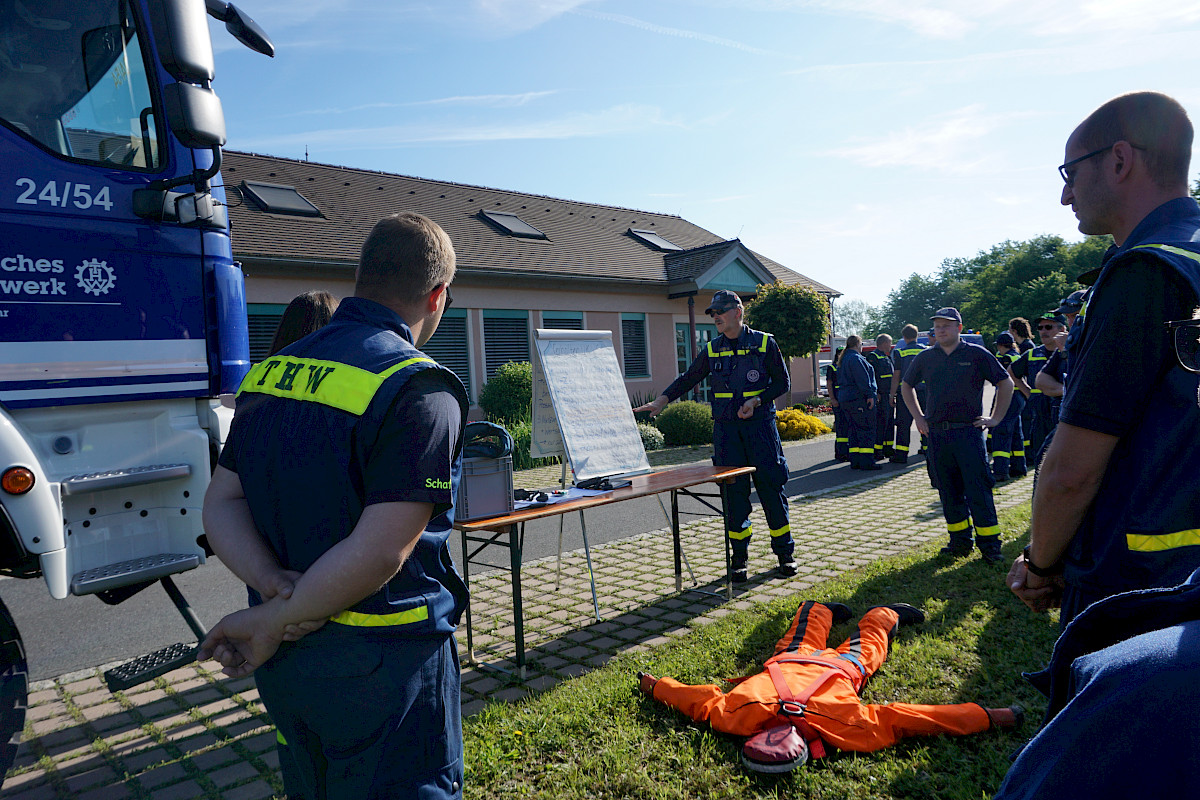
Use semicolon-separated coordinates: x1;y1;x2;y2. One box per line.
281;91;560;118
825;105;1023;175
746;0;1200;39
572;9;799;59
236;103;677;152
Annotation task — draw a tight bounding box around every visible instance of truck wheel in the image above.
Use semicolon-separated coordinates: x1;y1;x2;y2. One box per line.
0;599;27;785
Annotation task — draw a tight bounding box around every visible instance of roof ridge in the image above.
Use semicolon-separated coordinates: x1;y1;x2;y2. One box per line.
224;150;689;221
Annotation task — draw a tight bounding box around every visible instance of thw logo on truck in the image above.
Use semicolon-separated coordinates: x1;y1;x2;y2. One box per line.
75;259;117;296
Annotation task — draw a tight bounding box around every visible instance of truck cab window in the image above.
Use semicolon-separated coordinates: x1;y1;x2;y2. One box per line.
0;0;161;170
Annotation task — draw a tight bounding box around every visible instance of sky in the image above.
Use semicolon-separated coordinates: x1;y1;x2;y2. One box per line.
208;0;1200;307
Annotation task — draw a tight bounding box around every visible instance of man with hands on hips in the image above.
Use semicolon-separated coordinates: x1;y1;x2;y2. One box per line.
901;308;1013;564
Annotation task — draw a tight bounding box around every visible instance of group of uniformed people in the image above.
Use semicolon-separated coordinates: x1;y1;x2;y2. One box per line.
988;295;1084;483
828;325;928;469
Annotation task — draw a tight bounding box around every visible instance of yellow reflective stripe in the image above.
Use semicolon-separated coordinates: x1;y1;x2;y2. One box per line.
1132;244;1200;265
877;373;893;378
894;444;910;452
836;437;849;443
1029;356;1047;362
330;604;430;627
975;525;1000;537
707;341;717;357
277;731;288;746
743;389;765;397
1013;449;1024;456
770;524;791;538
728;526;753;541
850;447;873;453
1126;529;1200;552
238;356;435;416
715;392;734;398
758;334;769;353
992;451;1011;458
947;519;971;532
1030;388;1042;394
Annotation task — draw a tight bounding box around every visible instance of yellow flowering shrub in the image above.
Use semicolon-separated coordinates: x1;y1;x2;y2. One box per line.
775;407;832;441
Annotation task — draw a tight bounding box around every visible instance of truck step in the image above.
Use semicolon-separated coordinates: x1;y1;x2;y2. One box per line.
60;463;191;496
71;553;200;596
103;642;197;692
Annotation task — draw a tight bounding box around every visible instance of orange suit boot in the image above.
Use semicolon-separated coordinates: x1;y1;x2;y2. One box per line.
639;601;1021;757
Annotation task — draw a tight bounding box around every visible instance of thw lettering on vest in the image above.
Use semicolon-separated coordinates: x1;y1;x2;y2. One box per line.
305;364;335;393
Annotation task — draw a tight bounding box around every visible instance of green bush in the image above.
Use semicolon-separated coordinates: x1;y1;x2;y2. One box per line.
637;421;665;451
654;400;712;446
504;416;561;472
478;361;532;424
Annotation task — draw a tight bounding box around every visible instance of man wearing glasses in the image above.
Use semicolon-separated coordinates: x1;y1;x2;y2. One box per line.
637;290;796;583
1008;92;1200;627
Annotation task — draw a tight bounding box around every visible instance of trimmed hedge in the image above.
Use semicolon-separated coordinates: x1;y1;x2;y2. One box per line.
637;422;665;451
479;361;532;424
654;400;712;446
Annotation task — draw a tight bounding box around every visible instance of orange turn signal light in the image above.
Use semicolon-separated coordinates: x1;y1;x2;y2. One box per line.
1;467;35;495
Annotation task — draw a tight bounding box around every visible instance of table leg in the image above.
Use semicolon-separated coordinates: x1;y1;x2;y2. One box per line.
720;481;732;600
461;527;474;665
579;510;602;623
509;523;526;681
672;488;682;592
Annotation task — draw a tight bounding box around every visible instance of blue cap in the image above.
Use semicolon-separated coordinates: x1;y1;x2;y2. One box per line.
1056;289;1086;313
1036;312;1069;326
930;307;962;324
994;332;1015;346
705;290;743;315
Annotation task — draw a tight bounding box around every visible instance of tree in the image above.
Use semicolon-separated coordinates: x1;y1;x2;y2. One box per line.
831;298;878;338
744;281;831;359
872;234;1114;341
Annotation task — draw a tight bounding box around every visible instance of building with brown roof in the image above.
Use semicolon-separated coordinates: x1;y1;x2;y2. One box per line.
223;151;838;413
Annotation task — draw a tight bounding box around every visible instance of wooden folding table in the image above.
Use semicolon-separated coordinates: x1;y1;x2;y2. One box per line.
456;463;754;679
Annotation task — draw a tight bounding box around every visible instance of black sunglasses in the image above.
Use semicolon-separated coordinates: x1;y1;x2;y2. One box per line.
1166;319;1200;374
443;284;453;310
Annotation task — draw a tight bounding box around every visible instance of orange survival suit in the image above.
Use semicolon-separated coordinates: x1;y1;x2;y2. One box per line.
648;601;991;753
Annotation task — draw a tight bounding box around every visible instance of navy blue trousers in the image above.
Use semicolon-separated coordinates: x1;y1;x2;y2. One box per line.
833;406;849;460
990;392;1026;479
256;630;463;800
873;392;894;458
927;427;1001;553
713;416;793;565
843;400;877;469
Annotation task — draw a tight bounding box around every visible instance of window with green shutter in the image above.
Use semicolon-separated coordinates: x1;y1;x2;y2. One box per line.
483;309;531;380
422;309;471;399
621;313;649;378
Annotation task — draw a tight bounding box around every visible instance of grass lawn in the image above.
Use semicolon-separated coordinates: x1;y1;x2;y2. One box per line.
463;502;1061;799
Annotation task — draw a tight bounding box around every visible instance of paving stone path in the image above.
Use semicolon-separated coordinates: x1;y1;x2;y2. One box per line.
4;445;1032;800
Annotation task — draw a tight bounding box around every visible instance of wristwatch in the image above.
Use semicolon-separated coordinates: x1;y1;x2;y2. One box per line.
1022;545;1063;578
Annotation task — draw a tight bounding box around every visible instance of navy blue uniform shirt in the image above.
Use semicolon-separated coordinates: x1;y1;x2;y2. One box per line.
662;324;789;422
903;340;1008;424
835;349;876;403
220;297;469;636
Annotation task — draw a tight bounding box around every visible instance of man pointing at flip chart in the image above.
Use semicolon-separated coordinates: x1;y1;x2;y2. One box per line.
636;290;795;583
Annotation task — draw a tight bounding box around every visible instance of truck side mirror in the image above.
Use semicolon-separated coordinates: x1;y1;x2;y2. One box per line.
148;0;216;83
162;83;226;149
205;1;275;57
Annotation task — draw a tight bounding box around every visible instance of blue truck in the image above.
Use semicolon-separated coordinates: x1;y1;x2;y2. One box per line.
0;0;272;779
